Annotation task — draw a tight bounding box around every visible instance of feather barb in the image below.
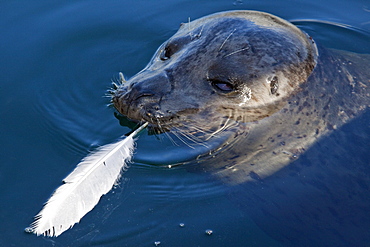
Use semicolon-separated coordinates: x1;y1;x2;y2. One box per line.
25;122;148;237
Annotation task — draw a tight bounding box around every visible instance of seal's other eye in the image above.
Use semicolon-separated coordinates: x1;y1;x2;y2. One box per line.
211;79;235;93
159;36;193;61
160;45;173;61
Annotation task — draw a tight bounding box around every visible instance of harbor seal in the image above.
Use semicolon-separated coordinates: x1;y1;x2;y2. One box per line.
112;10;368;181
112;11;370;245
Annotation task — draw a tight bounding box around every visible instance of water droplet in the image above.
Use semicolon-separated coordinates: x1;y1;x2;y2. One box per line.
24;227;33;233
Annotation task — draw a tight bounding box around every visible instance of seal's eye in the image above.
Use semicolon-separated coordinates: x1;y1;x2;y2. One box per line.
160;40;182;61
159;36;192;61
211;80;235;93
160;46;173;61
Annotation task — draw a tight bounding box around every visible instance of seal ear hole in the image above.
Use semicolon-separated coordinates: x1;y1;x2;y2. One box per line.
270;76;279;95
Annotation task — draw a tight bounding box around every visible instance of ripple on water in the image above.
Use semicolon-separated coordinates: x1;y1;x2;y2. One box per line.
291;19;370;53
128;163;227;201
12;4;369;246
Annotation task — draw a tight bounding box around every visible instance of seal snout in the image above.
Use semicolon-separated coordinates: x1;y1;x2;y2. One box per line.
112;72;175;123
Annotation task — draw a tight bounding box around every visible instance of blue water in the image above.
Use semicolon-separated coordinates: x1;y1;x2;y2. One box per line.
1;1;369;246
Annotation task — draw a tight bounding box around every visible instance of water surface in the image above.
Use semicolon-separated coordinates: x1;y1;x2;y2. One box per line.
1;0;369;246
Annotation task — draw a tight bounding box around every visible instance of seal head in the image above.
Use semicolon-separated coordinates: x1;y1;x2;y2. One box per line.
112;11;317;127
112;11;317;133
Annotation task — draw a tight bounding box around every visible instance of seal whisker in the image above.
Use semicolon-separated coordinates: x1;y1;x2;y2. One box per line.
176;126;208;144
182;126;215;141
193;25;204;39
105;90;115;98
173;126;211;149
154;117;180;145
186;116;239;142
175;130;199;146
170;128;196;149
187;17;193;38
156;119;180;146
224;47;250;58
193;118;237;141
219;28;236;51
187;122;229;137
204;118;232;141
119;72;127;84
183;122;215;135
111;82;119;90
164;130;180;146
174;121;224;146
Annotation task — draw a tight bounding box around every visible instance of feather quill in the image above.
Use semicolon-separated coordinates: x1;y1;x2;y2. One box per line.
26;122;148;237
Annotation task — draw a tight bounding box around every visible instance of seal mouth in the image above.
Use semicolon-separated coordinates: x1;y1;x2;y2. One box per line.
113;109;206;137
112;110;169;134
110;85;175;128
111;89;243;151
110;80;202;135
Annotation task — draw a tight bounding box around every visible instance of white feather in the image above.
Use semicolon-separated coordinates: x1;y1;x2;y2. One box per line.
26;123;148;237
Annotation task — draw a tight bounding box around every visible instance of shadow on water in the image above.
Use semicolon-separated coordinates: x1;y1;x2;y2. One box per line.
229;110;370;246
